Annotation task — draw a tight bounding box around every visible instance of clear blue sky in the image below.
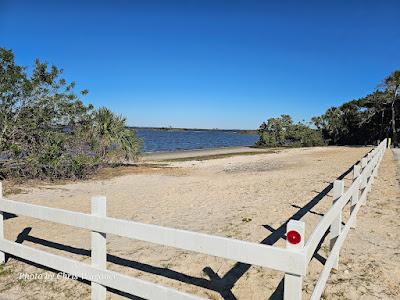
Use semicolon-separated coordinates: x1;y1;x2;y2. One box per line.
1;0;399;129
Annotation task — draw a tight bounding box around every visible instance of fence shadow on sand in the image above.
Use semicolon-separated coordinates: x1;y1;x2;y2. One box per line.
9;160;359;300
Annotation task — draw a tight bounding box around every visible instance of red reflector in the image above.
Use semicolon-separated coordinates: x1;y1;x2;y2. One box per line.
287;230;301;244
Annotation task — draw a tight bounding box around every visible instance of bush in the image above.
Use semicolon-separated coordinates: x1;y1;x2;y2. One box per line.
0;155;100;180
0;48;141;180
257;115;325;147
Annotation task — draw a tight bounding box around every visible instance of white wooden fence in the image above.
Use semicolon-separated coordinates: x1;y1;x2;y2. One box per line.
0;139;387;299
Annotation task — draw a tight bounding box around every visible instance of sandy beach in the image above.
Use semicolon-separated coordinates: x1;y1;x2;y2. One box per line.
141;146;272;161
0;146;399;299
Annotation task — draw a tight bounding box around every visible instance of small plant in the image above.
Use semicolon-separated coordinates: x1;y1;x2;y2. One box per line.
0;265;11;277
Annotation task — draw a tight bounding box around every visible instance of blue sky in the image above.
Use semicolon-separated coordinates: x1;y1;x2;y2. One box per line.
1;0;399;129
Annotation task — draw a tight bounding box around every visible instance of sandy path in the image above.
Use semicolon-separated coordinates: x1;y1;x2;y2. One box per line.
0;146;399;299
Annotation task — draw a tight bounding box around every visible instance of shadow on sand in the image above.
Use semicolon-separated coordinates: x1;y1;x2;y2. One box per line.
8;160;359;300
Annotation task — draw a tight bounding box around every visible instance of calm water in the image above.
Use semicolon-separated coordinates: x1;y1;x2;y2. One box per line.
135;129;259;152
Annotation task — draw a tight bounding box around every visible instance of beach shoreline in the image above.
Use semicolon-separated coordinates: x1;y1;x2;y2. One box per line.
141;145;270;161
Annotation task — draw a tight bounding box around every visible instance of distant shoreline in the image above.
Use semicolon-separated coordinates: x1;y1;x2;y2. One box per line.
129;126;257;135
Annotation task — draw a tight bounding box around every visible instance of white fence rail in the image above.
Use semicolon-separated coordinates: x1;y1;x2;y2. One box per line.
0;139;387;299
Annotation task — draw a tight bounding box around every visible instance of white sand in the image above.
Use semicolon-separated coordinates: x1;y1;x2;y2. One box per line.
0;146;399;299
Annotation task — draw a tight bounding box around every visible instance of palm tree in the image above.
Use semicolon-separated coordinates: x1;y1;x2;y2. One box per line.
383;71;400;147
322;107;344;144
91;107;141;162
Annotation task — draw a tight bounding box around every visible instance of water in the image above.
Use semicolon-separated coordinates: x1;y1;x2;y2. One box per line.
135;128;259;153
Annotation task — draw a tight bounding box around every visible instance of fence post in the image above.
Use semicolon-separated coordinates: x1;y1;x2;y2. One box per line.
330;180;344;270
350;166;361;229
91;196;107;300
361;157;367;170
0;182;5;264
284;220;305;300
360;158;368;204
366;158;373;193
374;152;380;177
371;154;378;184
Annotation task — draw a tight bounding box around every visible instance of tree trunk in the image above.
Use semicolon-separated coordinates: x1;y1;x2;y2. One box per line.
392;97;398;147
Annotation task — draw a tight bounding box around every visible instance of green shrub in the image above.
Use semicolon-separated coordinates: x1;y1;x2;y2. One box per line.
0;48;140;180
257;115;325;147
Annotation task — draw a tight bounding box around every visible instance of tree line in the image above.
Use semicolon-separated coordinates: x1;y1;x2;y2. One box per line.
257;70;400;148
0;48;141;180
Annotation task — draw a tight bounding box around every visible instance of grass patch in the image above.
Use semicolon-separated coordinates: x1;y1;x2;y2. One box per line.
0;265;11;277
93;163;168;179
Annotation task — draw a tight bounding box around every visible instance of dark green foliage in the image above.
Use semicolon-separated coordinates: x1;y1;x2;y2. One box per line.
0;48;141;180
90;107;141;162
257;115;325;147
258;70;400;147
312;70;400;146
286;123;326;147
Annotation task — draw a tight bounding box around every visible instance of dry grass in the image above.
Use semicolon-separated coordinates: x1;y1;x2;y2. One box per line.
163;149;280;162
93;163;187;179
